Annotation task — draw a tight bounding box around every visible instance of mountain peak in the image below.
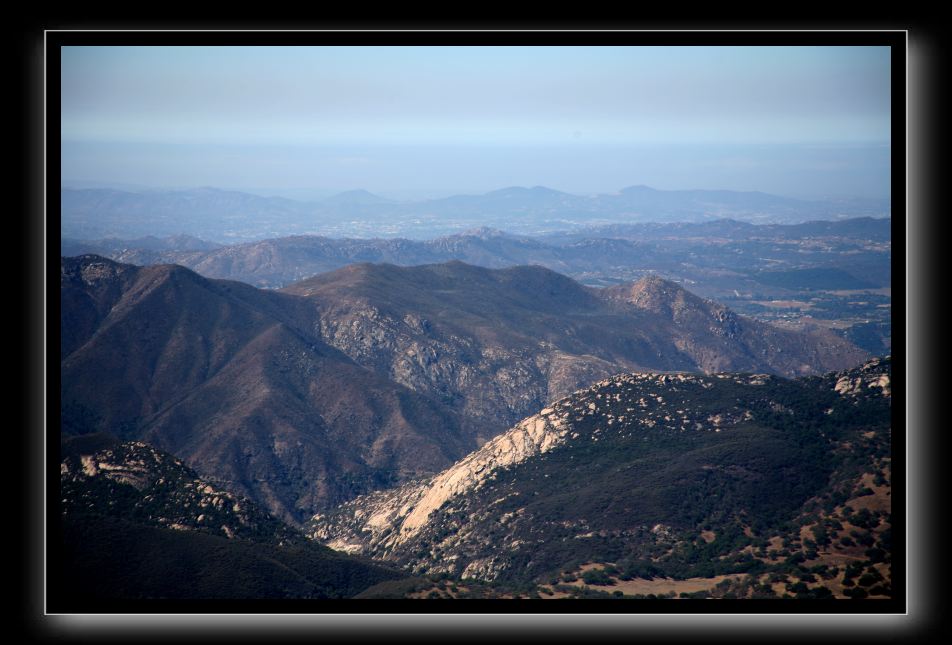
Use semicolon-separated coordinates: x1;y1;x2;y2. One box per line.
627;276;699;318
61;254;137;286
619;184;659;194
599;274;745;336
488;185;566;197
633;273;677;288
322;189;393;205
604;274;696;312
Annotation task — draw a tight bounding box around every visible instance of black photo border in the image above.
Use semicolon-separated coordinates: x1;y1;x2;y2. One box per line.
24;22;940;642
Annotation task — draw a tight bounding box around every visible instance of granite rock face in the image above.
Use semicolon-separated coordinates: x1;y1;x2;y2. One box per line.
308;402;573;556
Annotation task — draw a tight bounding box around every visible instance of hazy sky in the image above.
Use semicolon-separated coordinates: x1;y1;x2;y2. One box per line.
60;45;892;199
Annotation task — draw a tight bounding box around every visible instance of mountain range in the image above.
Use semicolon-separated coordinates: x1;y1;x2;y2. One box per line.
61;256;867;526
62;216;892;295
61;185;891;241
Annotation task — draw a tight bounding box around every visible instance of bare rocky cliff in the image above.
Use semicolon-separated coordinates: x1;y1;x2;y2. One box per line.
309;401;574;556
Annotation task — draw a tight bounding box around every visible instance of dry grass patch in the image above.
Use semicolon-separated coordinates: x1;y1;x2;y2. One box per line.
565;574;748;597
560;563;748;597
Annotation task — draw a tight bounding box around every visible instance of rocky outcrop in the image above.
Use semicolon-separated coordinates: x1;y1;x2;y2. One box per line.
61;440;303;545
831;356;892;398
308;402;574;555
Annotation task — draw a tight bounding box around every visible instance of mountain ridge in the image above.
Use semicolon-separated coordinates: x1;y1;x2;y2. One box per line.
61;184;891;241
61;255;868;524
308;357;892;594
61;255;472;524
62;217;891;302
